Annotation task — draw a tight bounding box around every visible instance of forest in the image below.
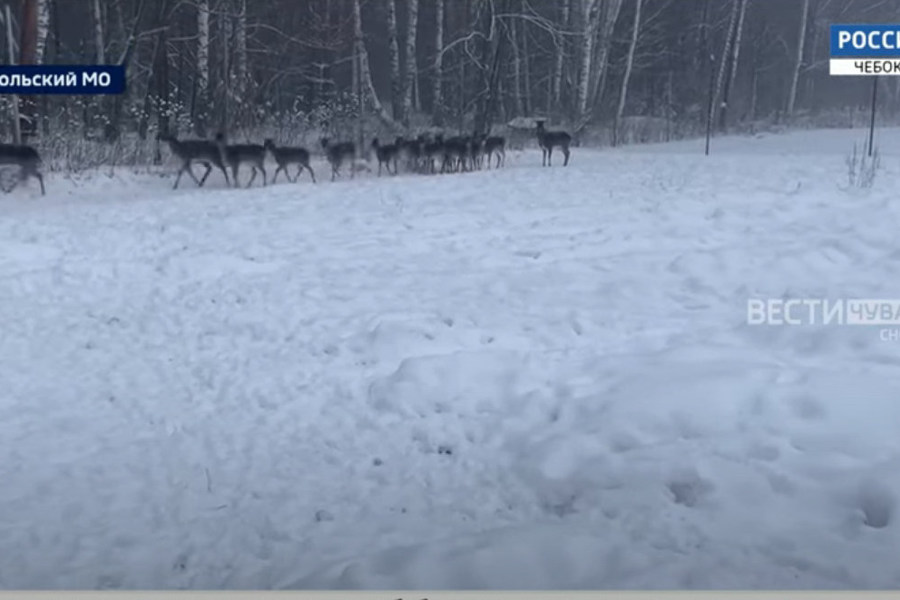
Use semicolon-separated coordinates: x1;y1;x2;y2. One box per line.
0;0;897;168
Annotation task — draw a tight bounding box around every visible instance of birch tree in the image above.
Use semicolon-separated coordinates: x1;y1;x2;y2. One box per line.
92;0;105;63
786;0;810;117
387;0;402;120
613;0;642;146
235;0;248;104
709;0;740;133
34;0;50;64
432;0;444;125
576;0;623;129
575;0;602;123
551;0;570;113
720;0;749;130
401;0;419;126
352;0;398;129
196;0;210;135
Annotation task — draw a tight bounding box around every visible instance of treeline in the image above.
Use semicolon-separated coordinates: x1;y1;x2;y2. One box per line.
1;0;898;149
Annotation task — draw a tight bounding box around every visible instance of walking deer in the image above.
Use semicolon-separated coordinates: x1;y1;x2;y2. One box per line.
215;132;267;187
321;138;356;181
264;139;316;184
0;143;45;195
158;132;230;189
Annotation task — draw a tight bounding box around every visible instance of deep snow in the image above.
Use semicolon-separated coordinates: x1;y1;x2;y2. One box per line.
1;127;899;589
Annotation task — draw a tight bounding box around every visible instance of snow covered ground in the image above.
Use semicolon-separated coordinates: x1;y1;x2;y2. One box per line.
1;127;900;589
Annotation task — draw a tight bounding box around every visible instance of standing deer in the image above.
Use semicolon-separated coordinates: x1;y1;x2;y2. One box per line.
535;119;571;167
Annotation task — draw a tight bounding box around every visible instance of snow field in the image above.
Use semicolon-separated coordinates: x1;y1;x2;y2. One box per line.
0;128;899;588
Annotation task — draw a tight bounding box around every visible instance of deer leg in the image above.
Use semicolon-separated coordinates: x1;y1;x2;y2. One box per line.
245;167;258;188
273;165;283;184
173;167;185;189
563;145;570;166
259;164;267;186
306;164;316;183
197;163;214;187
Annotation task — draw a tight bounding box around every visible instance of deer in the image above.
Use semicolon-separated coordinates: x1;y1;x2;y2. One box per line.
483;135;506;169
215;132;267;187
158;132;230;189
423;134;445;174
535;119;571;167
468;134;486;171
396;135;424;173
441;135;470;173
371;138;400;176
264;139;316;184
320;138;356;181
0;143;45;195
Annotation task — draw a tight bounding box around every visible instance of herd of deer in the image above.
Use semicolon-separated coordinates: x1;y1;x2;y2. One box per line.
0;119;572;196
159;119;573;190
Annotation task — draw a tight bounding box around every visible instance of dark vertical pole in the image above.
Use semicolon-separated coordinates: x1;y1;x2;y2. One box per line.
705;52;715;156
868;76;878;157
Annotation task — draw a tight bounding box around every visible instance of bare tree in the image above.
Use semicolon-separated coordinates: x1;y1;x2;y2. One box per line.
432;0;445;125
709;0;740;134
786;0;810;117
34;0;50;64
196;0;211;135
402;0;419;126
551;0;570;114
387;0;402;120
234;0;248;103
720;0;749;130
576;0;623;129
92;0;105;63
613;0;642;146
352;0;398;129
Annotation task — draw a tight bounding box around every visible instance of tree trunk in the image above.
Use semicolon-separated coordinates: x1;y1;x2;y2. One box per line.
6;4;22;144
196;0;210;135
586;0;623;127
786;0;810;117
613;0;641;146
521;15;531;116
577;0;623;130
431;0;444;125
352;0;398;129
511;17;524;116
401;0;419;126
387;0;401;120
34;0;49;64
575;0;601;123
91;0;104;63
18;0;39;139
551;0;570;114
219;1;232;133
720;0;748;130
234;0;251;102
710;0;740;134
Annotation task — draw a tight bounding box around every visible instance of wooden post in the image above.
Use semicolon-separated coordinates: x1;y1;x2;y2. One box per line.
868;76;878;157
